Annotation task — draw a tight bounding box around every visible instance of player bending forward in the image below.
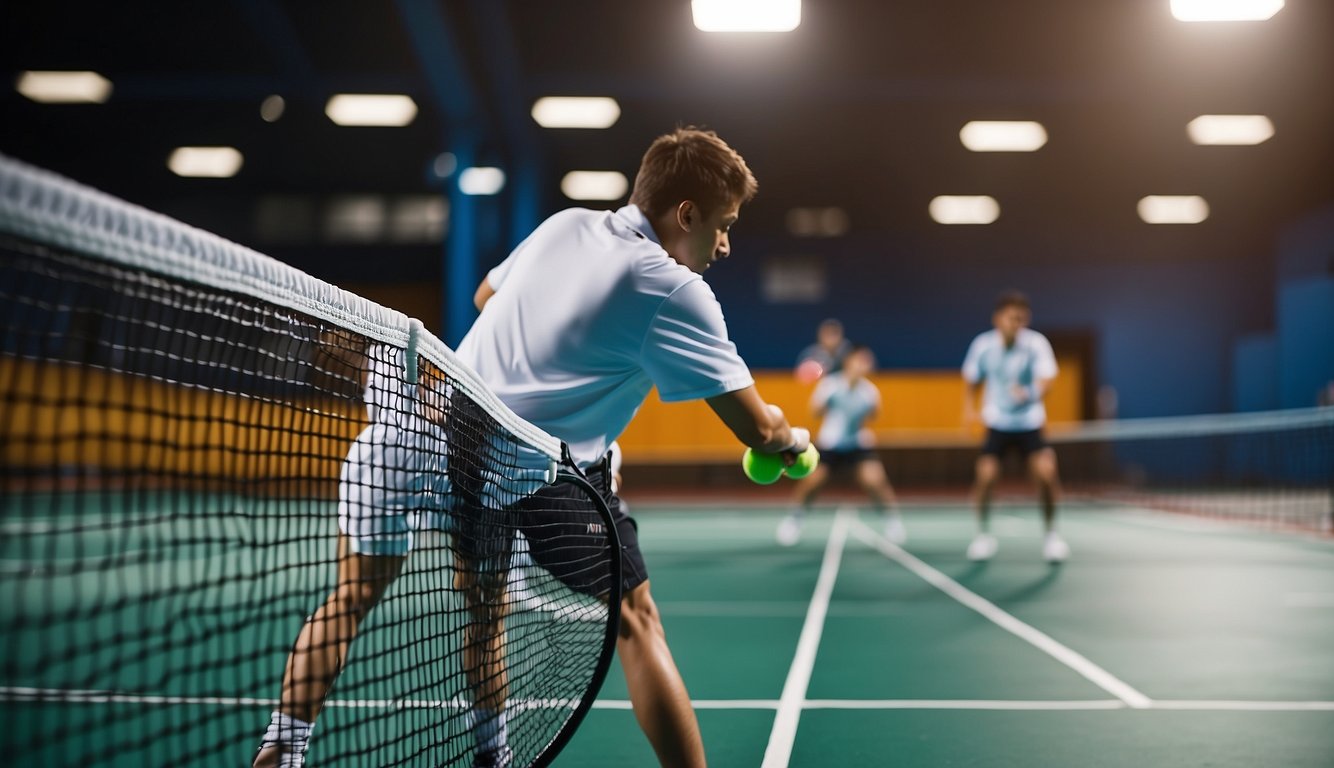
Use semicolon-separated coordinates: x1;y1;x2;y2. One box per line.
776;345;905;546
961;291;1068;564
255;128;809;768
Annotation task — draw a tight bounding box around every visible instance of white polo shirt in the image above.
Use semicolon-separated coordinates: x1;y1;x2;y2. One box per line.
456;204;754;467
812;373;880;451
961;328;1058;432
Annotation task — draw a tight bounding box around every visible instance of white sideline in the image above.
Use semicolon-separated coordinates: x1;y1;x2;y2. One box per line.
761;507;853;768
850;517;1155;709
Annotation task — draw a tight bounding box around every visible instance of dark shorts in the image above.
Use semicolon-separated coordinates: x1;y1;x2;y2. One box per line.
821;447;877;472
453;456;645;601
981;428;1047;458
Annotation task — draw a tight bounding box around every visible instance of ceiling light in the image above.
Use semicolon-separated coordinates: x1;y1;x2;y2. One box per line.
325;94;418;127
260;95;285;123
786;207;849;237
929;196;1000;225
168;147;244;178
458;167;506;196
561;171;629;201
1138;195;1209;224
1186;114;1274;145
531;97;621;129
16;70;112;104
959;121;1048;152
1170;0;1283;21
692;0;801;31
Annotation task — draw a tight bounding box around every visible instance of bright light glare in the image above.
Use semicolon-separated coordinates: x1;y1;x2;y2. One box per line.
1170;0;1283;21
692;0;801;31
168;147;244;178
786;207;850;237
1187;114;1274;145
1138;195;1209;224
929;196;1000;225
959;121;1048;152
531;97;621;129
561;171;629;201
459;167;506;196
325;94;418;127
16;71;112;103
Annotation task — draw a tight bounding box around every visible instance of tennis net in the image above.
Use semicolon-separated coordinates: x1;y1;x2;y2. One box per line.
0;154;621;767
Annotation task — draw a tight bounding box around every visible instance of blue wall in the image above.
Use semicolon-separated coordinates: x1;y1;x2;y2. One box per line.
706;231;1273;419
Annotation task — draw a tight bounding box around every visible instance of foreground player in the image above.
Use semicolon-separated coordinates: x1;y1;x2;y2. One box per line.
961;291;1068;563
776;345;905;546
255;128;809;768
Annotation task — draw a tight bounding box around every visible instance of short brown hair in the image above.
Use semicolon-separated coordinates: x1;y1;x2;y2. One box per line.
629;127;758;219
995;290;1031;313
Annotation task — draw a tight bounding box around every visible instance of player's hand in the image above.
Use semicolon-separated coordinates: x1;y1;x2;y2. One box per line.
781;427;811;466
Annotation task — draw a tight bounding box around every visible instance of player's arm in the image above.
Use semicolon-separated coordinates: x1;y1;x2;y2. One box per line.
706;386;809;457
473;278;496;311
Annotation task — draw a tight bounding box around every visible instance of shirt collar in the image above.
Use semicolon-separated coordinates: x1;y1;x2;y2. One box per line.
614;204;662;247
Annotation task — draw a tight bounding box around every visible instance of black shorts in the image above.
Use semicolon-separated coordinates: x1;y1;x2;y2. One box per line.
821;447;877;472
981;428;1047;458
512;459;646;599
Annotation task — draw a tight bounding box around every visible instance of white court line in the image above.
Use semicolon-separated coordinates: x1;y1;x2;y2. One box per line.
1282;593;1334;608
850;518;1154;710
761;507;852;768
5;687;1332;713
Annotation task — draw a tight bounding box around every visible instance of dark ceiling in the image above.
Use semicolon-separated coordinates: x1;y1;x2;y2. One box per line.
2;0;1332;269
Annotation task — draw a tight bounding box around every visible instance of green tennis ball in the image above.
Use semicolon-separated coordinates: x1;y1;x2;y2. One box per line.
742;448;784;485
784;445;820;479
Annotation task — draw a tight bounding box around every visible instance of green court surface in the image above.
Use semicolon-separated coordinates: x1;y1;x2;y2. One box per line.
4;500;1333;766
551;501;1334;767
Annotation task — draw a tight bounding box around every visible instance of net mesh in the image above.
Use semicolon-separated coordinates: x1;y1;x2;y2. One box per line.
0;155;620;767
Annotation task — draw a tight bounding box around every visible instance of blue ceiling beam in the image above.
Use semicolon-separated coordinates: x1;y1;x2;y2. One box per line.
393;0;488;347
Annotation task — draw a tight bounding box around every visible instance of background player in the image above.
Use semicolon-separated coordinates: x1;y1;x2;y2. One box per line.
961;291;1068;564
776;344;905;546
794;318;852;384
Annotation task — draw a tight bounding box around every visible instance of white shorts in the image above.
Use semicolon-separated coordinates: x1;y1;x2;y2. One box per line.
337;409;556;557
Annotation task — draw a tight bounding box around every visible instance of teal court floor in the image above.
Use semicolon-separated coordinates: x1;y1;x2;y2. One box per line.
3;499;1333;766
553;500;1334;767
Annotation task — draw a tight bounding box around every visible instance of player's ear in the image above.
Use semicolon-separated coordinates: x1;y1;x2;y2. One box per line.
676;201;695;232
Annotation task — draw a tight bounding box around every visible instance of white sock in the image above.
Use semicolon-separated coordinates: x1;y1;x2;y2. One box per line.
260;711;313;767
470;706;509;754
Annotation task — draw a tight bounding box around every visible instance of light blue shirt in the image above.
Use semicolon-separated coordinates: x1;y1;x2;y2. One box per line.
962;328;1058;432
812;373;880;451
457;204;754;466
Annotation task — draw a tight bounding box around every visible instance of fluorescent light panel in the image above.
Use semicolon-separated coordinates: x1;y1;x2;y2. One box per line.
1187;114;1274;145
692;0;801;31
459;167;506;196
1138;195;1209;224
960;121;1048;152
561;171;628;201
168;147;243;178
325;94;417;127
531;97;621;129
786;207;850;237
1170;0;1283;21
929;196;1000;225
16;70;112;103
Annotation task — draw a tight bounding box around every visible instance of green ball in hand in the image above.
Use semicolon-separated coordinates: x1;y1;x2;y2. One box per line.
785;444;820;479
742;448;784;485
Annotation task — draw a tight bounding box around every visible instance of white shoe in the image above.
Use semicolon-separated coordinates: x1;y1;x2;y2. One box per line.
1043;532;1070;563
776;515;803;546
967;533;998;561
884;515;907;545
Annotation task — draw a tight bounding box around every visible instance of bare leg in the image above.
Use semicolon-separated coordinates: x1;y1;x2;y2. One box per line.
1028;448;1061;532
254;536;405;767
972;455;1000;532
855;459;897;511
617;580;706;768
455;557;510;714
792;464;830;511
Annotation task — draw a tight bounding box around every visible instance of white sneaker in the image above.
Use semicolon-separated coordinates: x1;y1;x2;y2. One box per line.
966;533;998;562
1043;532;1070;563
776;515;803;546
884;515;907;545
